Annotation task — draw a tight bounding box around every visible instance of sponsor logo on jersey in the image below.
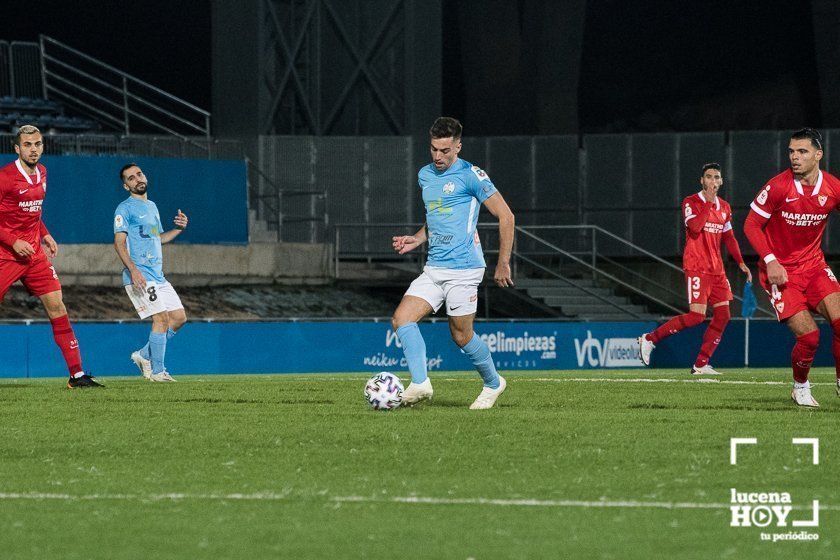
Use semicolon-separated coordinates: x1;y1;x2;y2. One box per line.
443;181;455;194
703;222;725;234
780;211;828;227
427;198;452;214
757;186;770;205
18;199;42;213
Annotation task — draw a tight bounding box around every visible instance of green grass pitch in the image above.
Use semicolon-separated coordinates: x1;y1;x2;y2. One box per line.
0;368;838;559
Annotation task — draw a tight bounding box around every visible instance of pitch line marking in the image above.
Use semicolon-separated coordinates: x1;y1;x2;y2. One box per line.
1;492;839;511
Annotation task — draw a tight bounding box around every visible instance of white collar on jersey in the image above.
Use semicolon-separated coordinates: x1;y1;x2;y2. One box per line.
793;170;822;196
697;191;720;210
14;159;41;186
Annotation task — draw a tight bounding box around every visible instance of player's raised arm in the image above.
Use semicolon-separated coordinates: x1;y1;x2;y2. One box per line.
684;197;714;236
483;192;515;287
160;209;188;244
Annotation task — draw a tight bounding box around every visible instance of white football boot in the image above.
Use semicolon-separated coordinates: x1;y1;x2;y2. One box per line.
691;364;722;376
469;376;506;410
791;382;819;408
401;378;433;405
131;351;152;379
638;334;655;366
836;379;840;398
149;371;177;383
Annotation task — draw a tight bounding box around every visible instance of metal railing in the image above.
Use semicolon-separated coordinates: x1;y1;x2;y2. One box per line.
516;224;775;318
332;222;775;318
515;227;681;317
39;35;210;141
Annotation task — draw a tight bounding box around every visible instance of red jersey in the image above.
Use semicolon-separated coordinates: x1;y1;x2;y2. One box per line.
682;192;732;275
0;160;48;261
749;169;840;274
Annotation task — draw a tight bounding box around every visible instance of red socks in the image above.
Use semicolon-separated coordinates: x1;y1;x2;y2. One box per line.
50;314;83;376
694;305;730;368
648;312;705;344
792;330;820;384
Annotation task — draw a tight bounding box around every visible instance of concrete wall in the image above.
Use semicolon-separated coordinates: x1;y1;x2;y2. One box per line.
52;243;334;286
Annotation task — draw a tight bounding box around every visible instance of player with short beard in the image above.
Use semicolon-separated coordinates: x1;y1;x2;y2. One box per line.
114;163;188;382
0;125;101;387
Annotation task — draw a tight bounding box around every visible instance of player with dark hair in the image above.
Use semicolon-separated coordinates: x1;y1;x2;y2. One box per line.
114;163;188;382
0;125;101;387
639;162;751;374
391;117;515;409
744;127;840;407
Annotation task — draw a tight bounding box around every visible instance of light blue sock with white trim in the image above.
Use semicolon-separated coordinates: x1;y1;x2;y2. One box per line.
462;333;500;389
148;331;167;374
396;322;428;384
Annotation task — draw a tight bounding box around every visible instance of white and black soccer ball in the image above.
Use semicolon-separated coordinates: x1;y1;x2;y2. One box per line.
364;371;404;410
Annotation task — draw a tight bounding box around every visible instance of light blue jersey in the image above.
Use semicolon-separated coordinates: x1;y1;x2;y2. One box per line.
114;197;166;285
419;158;497;269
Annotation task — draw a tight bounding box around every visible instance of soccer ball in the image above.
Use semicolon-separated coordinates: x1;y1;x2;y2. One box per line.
364;372;404;410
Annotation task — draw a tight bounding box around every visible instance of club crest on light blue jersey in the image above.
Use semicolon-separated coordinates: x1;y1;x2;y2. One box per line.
418;159;497;269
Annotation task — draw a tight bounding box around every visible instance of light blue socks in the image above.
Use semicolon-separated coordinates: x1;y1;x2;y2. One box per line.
139;328;176;360
148;331;167;374
396;322;428;384
462;333;500;389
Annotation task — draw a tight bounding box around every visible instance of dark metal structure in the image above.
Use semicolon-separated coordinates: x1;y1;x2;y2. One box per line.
212;0;441;137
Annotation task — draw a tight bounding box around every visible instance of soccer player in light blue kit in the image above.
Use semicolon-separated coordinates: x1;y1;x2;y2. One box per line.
113;163;189;382
391;117;515;409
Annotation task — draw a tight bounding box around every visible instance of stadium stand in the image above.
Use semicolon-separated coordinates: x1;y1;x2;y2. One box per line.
0;35;788;321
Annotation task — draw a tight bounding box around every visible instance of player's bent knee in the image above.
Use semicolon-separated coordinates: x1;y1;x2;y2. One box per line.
169;310;187;330
450;331;472;348
151;312;169;329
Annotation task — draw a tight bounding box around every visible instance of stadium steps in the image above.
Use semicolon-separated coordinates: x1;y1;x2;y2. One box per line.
516;277;658;320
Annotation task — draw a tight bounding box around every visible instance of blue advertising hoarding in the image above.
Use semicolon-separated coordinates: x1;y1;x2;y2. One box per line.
17;155;249;244
0;319;825;378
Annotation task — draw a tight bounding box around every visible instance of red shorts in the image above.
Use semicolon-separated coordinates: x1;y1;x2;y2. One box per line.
0;255;62;302
684;272;732;306
758;264;840;321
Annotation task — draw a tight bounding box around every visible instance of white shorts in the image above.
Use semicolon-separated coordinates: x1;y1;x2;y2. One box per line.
124;281;184;319
405;266;485;316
